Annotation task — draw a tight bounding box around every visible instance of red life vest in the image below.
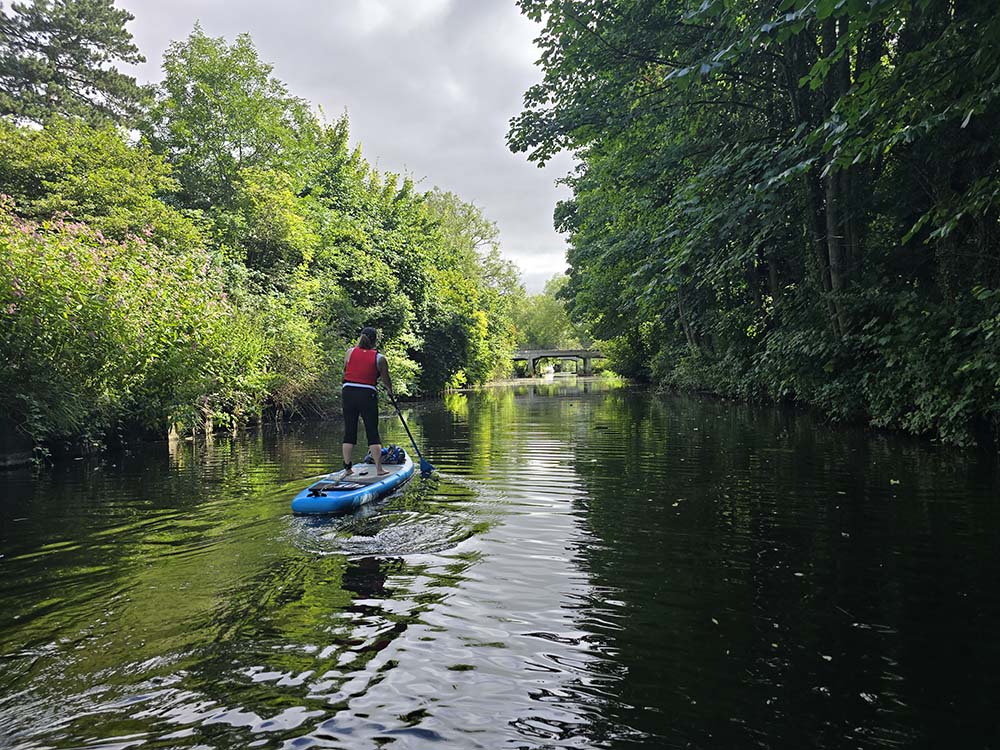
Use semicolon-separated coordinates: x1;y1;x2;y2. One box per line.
344;347;379;386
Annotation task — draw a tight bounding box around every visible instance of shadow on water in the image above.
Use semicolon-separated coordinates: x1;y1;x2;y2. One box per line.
1;379;999;748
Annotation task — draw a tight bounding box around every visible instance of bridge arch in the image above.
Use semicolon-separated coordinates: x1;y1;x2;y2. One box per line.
512;349;605;376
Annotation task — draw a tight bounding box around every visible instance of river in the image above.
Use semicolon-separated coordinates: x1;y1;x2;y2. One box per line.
1;378;998;748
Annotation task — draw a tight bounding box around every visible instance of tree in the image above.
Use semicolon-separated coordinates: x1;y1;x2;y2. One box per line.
0;0;149;124
508;0;1000;444
514;274;588;350
420;189;522;390
143;26;320;212
0;19;537;453
0;117;201;248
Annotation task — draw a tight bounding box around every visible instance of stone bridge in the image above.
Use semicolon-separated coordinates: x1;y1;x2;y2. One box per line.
512;349;605;376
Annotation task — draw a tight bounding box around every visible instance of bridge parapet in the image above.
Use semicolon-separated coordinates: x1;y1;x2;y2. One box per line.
512;349;605;376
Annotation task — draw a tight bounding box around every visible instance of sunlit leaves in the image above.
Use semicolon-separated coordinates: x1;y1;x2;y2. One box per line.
143;27;320;211
513;274;590;350
0;117;202;249
1;21;531;446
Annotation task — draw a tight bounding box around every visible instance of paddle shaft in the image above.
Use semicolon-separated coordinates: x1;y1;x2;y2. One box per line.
388;394;426;463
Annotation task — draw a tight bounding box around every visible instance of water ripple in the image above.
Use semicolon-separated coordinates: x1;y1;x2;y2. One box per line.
2;384;999;749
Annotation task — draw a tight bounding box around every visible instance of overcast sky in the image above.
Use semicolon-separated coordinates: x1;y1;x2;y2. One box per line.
116;0;574;293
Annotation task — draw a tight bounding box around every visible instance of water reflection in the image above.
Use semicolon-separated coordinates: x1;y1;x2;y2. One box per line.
1;379;999;748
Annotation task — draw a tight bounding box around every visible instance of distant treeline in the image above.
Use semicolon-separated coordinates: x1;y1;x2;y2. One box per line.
0;2;525;451
509;0;1000;446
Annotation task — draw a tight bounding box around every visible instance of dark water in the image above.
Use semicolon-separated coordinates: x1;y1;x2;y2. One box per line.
2;379;999;749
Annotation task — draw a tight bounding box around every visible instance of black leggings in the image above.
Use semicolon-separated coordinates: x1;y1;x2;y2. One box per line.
342;386;381;445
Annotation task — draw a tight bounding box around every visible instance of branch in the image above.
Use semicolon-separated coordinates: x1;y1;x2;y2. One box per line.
642;95;774;115
563;7;684;70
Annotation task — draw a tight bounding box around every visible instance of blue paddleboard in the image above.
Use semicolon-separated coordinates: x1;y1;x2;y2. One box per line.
291;453;415;514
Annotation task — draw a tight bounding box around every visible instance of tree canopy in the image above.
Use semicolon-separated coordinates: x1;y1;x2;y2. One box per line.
514;274;589;350
1;16;527;450
509;0;1000;445
0;0;148;124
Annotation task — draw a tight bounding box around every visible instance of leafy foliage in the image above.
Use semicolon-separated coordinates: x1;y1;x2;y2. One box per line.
509;0;1000;445
0;201;242;439
0;117;201;248
143;27;319;213
0;19;526;449
0;0;149;124
514;274;590;350
421;189;521;390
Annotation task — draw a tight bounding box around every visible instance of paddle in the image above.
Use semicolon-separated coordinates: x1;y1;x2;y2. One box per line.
388;393;435;477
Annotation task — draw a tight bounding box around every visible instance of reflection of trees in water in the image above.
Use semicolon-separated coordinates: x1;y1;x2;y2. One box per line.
1;428;308;682
1;419;484;745
7;384;998;747
550;390;1000;746
421;383;1000;746
434;379;618;478
130;548;484;743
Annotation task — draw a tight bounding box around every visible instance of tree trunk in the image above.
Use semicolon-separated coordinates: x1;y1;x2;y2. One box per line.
746;258;763;311
677;288;699;353
821;17;852;334
841;167;862;277
807;173;841;336
768;257;781;310
825;168;847;297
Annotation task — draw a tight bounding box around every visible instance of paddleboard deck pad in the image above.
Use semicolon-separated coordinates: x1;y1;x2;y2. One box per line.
291;453;415;514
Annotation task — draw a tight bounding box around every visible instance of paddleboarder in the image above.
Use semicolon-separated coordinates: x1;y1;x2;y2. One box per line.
342;326;394;476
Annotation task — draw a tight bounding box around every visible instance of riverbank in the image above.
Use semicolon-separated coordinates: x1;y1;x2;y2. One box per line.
646;349;1000;454
0;418;32;468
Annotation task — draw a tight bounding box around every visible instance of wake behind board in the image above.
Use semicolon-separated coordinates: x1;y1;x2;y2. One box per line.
291;453;415;514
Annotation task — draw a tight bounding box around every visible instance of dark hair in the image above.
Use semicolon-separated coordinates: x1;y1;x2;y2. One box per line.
359;326;378;349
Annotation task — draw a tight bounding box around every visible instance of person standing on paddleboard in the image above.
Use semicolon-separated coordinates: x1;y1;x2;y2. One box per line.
342;326;394;476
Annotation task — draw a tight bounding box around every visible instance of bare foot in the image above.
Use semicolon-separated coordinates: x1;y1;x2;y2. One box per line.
376;468;389;476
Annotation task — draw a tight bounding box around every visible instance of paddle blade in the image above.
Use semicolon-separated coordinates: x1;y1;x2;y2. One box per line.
419;458;434;477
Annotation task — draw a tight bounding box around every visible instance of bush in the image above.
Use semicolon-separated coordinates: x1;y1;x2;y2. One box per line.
0;200;275;441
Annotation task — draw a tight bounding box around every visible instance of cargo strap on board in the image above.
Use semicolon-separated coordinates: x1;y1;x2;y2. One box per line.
307;481;365;496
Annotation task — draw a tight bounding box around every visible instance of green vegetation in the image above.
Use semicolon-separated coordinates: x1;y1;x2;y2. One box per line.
509;0;1000;446
513;274;590;350
0;11;522;452
511;273;597;374
0;0;150;124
